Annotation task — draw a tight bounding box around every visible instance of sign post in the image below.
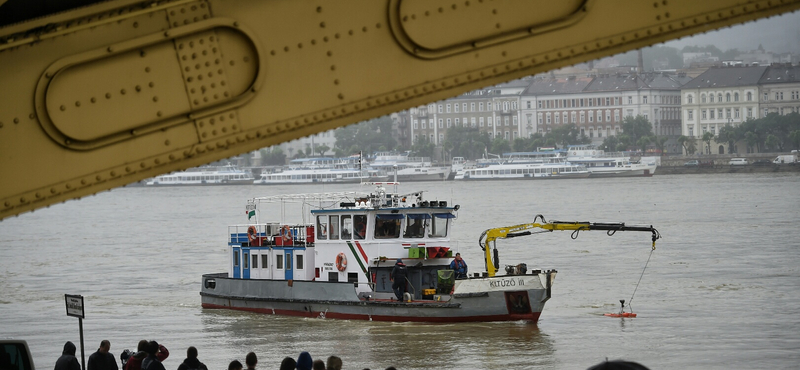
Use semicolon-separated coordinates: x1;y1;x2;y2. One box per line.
65;294;86;370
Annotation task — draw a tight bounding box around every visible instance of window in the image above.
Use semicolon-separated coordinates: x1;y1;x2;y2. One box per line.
589;111;594;123
472;117;477;127
688;127;694;137
605;97;610;106
537;101;542;109
438;119;443;128
233;251;240;267
512;116;518;126
297;255;304;270
413;120;418;129
446;118;451;128
726;93;731;102
687;95;693;104
747;107;753;118
734;92;739;102
479;117;485;127
503;101;509;111
454;104;459;113
462;103;467;111
606;110;611;122
718;108;723;118
252;254;258;268
717;93;722;102
446;104;451;113
439;133;444;142
537;113;543;124
614;110;619;122
597;110;603;123
688;110;694;120
317;215;328;240
503;116;509;126
546;113;551;124
628;96;632;104
261;254;268;268
709;94;715;103
725;108;731;119
341;215;352;239
747;92;752;101
421;120;426;129
571;112;576;123
404;214;429;238
643;96;648;104
702;109;707;120
512;101;518;110
375;214;402;238
764;92;769;101
764;108;768;117
701;94;706;103
285;253;292;270
710;109;715;119
580;111;585;123
455;118;460;126
437;104;443;113
480;102;484;111
276;254;284;269
330;215;339;240
463;117;469;127
526;101;531;109
471;102;476;111
487;117;492;126
735;108;740;119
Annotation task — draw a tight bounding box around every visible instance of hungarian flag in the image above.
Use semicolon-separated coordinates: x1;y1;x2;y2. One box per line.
247;210;255;220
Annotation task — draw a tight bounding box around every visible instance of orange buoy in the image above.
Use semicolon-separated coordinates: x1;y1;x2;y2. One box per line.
335;253;347;271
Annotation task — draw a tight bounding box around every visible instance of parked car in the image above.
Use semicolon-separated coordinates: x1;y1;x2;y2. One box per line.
752;159;772;166
729;158;748;166
684;160;699;167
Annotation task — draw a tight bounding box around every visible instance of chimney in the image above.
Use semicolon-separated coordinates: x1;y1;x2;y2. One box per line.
637;49;644;75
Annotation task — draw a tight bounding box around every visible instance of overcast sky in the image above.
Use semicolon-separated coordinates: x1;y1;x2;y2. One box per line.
661;10;800;53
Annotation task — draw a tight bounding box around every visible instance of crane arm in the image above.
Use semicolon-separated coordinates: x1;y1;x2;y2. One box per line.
479;215;660;277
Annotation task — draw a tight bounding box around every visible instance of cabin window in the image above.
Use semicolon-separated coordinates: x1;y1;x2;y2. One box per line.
430;213;455;238
252;254;258;268
404;214;430;238
285;253;292;270
243;253;249;268
375;214;403;238
353;215;367;240
330;215;340;240
276;254;284;269
297;254;304;270
328;272;339;282
261;255;268;269
317;215;328;240
341;215;353;239
348;272;358;284
233;251;240;267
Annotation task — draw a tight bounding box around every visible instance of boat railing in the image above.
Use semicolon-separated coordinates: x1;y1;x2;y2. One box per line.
229;223;315;247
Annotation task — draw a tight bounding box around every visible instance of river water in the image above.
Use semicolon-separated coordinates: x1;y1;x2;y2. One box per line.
2;173;799;370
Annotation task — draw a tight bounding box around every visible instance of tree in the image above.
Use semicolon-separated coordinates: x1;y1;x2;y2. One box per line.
547;123;590;148
636;136;651;153
259;147;286;166
600;135;620;152
702;131;715;154
686;138;697;155
621;115;653;145
717;125;738;154
316;144;330;156
745;131;758;153
444;126;491;160
410;137;435;158
490;137;512;154
677;135;689;155
789;130;800;151
653;136;669;156
334;116;397;155
765;134;780;152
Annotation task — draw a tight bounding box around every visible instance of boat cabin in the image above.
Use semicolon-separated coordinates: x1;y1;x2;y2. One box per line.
227;186;460;300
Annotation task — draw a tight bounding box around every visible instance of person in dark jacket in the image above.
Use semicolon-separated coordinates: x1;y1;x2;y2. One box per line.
296;352;312;370
126;341;168;370
140;342;166;370
54;341;81;370
390;259;408;301
176;347;207;370
88;340;118;370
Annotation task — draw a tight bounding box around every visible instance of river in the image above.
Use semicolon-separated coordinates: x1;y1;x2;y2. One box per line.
1;173;799;370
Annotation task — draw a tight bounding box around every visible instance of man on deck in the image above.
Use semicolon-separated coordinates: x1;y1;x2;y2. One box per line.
390;259;408;301
450;253;468;279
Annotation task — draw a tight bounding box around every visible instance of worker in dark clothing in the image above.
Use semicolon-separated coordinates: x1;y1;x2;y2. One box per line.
54;341;81;370
450;253;468;279
88;340;118;370
390;258;408;301
140;342;166;370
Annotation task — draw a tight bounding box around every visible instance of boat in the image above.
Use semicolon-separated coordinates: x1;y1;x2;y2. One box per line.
448;157;467;180
453;153;590;180
254;157;388;184
200;184;660;323
369;151;451;182
145;164;255;186
566;145;658;177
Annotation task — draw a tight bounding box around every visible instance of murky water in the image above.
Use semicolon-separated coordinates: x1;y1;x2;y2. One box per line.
2;173;799;370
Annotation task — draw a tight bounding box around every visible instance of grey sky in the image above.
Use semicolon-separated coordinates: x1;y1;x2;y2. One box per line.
661;10;800;53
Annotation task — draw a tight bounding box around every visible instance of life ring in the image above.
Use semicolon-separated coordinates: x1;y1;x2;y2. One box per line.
335;253;347;271
280;225;292;241
247;226;258;243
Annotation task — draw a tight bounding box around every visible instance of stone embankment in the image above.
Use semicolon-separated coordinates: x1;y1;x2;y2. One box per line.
654;154;799;175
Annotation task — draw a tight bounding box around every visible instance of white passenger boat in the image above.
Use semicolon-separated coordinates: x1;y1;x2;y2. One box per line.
200;183;661;322
254;157;388;185
369;151;451;182
454;152;589;180
566;145;658;177
145;164;255;186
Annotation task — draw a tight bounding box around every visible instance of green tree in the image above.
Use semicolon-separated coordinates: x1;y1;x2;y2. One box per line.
789;130;800;150
653;136;669;156
259;147;286;166
765;134;780;152
316;144;330;156
547;123;590;148
686;137;697;155
677;135;689;155
745;131;759;153
334;116;397;155
702;131;715;154
717;125;738;154
444;126;491;160
600;135;620;152
621;115;653;144
637;136;651;153
490;137;512;154
410;137;435;158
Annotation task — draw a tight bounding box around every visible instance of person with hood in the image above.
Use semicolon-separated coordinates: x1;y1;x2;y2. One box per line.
449;253;468;279
126;341;169;370
390;259;408;301
176;347;207;370
54;341;81;370
140;341;166;370
295;352;312;370
88;340;118;370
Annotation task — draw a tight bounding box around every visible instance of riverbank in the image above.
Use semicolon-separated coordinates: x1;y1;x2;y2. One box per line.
657;163;800;175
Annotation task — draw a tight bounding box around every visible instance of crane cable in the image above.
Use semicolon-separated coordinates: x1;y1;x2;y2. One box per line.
627;241;656;313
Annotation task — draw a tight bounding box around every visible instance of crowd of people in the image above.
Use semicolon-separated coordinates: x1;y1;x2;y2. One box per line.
54;340;400;370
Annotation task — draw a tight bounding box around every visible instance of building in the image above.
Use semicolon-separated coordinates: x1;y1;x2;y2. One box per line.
408;79;528;145
681;65;765;154
757;64;800;116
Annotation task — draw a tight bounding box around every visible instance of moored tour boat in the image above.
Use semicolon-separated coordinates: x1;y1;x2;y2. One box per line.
145;164;255;186
566;145;657;177
200;184;660;322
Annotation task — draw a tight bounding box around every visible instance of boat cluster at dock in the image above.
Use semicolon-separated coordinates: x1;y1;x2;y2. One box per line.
144;146;657;186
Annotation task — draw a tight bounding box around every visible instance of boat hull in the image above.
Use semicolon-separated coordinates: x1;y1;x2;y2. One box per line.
200;272;555;322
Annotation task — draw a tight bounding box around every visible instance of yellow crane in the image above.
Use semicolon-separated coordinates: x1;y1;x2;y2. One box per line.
479;214;660;277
